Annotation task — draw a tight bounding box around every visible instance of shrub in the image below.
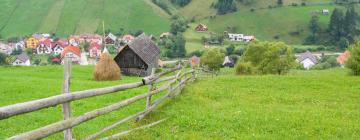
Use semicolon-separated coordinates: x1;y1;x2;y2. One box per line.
235;62;253;75
93;53;122;81
0;53;8;65
301;2;306;6
201;48;225;72
346;42;360;75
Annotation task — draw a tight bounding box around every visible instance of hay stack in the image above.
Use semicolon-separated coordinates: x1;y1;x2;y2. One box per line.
93;53;121;81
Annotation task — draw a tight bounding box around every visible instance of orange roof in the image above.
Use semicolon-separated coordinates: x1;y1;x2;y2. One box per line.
61;46;81;58
122;35;135;41
337;50;351;65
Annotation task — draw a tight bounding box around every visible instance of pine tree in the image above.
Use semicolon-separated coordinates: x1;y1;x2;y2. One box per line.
344;5;358;43
328;8;345;43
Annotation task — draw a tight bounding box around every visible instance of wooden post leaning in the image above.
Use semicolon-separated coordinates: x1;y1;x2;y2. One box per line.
62;58;73;140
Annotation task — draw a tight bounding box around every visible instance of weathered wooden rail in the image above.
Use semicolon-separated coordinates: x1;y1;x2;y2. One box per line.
0;59;196;140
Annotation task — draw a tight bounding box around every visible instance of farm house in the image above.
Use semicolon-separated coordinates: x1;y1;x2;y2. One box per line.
114;34;160;76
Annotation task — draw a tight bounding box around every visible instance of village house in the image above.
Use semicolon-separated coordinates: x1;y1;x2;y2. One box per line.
0;42;12;55
114;34;160;76
12;53;30;66
61;45;81;64
297;51;318;69
228;33;244;41
190;55;201;68
160;32;171;40
68;35;80;46
322;9;330;15
88;43;102;58
26;37;39;49
36;39;52;54
195;23;208;32
9;41;25;50
105;33;117;45
337;50;350;67
223;56;235;68
121;34;135;44
52;39;68;55
79;33;103;45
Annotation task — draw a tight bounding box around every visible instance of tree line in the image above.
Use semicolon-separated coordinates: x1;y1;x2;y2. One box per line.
305;5;359;50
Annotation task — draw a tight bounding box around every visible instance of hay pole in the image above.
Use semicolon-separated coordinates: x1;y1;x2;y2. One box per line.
62;58;73;140
99;118;168;140
7;85;168;140
0;81;144;120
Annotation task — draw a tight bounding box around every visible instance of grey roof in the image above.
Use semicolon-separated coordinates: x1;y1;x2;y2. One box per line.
16;53;30;62
297;51;318;64
125;34;160;65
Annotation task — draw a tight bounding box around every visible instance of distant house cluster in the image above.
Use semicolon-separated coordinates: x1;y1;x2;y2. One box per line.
297;50;350;69
226;33;256;43
0;32;137;66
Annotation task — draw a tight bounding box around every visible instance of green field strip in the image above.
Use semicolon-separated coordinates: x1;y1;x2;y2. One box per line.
38;0;66;34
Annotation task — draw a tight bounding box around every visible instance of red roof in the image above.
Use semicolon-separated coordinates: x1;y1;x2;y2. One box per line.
52;58;60;62
39;38;52;47
122;35;135;41
61;46;81;58
52;39;68;48
337;50;351;65
88;43;102;51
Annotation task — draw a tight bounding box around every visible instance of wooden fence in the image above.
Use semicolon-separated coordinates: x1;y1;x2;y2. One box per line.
0;59;197;140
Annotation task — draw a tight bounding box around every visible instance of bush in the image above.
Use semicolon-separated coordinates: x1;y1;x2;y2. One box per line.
239;41;296;75
93;53;122;81
235;62;253;75
201;48;225;72
346;42;360;75
301;2;306;6
0;53;8;65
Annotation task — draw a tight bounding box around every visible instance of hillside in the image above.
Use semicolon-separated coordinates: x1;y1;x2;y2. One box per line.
0;0;170;38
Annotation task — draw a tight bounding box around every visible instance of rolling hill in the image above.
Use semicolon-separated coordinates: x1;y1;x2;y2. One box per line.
0;0;171;38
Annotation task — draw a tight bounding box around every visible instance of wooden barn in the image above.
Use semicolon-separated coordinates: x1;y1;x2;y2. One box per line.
114;34;160;76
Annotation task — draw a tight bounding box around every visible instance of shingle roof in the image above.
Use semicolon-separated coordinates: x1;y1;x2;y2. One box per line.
16;53;30;62
61;46;81;59
123;34;160;65
297;51;318;64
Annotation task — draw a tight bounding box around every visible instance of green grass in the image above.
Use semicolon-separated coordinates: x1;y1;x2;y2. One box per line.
1;66;359;139
0;0;170;38
128;68;360;139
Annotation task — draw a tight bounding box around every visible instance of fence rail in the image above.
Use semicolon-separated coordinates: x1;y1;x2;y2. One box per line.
0;61;196;140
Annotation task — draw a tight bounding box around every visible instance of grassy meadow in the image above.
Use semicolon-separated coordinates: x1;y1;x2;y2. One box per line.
0;66;359;139
0;0;170;38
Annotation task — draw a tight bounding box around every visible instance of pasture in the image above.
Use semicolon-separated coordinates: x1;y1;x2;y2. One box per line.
0;66;359;139
0;0;170;38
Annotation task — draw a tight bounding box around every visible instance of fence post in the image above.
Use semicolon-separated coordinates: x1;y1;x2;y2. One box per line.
62;58;73;140
137;68;156;121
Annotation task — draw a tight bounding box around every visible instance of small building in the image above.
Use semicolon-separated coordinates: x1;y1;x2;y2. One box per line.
337;50;350;67
0;42;12;55
121;35;135;44
61;46;81;64
322;9;330;15
88;43;102;58
105;33;117;45
160;32;171;40
52;40;67;55
297;51;318;69
190;55;201;68
222;56;234;68
25;37;39;49
243;35;255;42
114;34;160;76
13;41;25;50
68;35;80;46
195;23;208;32
12;53;30;66
79;33;103;45
228;33;244;41
36;39;52;54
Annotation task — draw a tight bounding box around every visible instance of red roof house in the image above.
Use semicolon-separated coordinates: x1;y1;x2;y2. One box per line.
195;23;208;32
88;43;102;58
337;50;351;66
61;46;81;64
121;35;135;44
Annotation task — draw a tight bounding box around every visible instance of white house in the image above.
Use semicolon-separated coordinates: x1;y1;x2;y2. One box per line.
228;33;244;41
322;9;330;15
297;51;318;69
0;42;12;55
12;53;31;66
61;46;81;64
243;36;255;42
222;56;235;67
